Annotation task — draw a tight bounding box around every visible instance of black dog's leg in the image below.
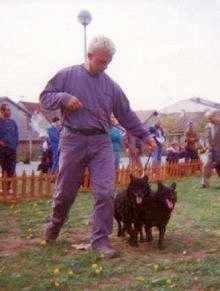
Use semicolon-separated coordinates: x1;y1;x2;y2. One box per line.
124;222;138;247
158;225;166;249
117;220;123;237
145;225;153;242
121;223;126;236
135;223;145;242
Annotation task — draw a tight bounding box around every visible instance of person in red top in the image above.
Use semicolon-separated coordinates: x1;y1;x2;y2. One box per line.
184;121;199;162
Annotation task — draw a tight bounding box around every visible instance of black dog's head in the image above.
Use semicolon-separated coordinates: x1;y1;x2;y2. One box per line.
127;174;151;205
156;181;177;210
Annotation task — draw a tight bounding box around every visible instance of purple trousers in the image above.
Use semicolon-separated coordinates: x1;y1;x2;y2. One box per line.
45;128;115;249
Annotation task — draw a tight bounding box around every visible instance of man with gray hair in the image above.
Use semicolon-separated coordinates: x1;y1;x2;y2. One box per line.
40;35;156;258
201;109;220;188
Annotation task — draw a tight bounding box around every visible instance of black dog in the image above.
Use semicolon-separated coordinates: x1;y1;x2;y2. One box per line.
143;181;177;249
114;174;151;246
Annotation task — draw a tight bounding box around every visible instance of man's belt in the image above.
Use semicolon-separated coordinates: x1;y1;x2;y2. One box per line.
64;126;107;136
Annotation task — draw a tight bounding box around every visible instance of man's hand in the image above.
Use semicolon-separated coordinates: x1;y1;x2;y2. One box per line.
0;140;5;147
145;137;157;153
66;96;83;111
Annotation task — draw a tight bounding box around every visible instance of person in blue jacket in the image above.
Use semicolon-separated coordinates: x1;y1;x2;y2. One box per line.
47;117;60;174
109;115;124;168
0;103;19;193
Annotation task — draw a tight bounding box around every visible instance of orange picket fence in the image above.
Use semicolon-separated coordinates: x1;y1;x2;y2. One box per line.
0;161;202;203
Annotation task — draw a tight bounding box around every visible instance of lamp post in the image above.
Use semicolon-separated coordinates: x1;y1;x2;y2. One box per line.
77;10;92;62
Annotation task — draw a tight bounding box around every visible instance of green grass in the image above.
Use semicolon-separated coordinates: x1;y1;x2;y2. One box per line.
0;176;220;290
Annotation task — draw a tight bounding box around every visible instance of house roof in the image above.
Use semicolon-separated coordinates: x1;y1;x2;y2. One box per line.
18;101;42;113
18;101;60;122
159;97;220;114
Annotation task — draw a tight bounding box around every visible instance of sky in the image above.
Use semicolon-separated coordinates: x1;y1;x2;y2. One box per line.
1;0;220;111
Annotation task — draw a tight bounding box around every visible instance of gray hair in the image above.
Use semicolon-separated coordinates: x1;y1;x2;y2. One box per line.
88;35;116;55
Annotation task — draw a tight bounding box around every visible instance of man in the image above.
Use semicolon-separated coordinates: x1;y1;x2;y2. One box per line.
201;109;220;188
0;103;19;193
39;35;156;258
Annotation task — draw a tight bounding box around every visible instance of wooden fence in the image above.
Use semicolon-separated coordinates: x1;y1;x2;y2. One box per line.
0;161;202;203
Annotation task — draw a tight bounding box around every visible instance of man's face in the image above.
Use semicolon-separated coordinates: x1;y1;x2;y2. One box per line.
88;50;112;74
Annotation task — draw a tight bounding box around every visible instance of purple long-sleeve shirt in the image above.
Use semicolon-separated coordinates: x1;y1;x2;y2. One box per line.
40;64;150;140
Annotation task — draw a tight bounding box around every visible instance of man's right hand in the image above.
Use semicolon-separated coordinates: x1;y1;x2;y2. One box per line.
0;140;5;147
66;96;83;111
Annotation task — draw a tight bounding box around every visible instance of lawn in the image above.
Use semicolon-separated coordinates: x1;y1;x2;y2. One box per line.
0;175;219;290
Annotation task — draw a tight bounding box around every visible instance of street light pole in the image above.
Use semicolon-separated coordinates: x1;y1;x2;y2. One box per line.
77;10;92;62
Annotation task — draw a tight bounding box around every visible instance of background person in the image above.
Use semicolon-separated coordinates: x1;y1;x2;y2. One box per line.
149;119;166;172
0;104;19;193
39;35;156;258
184;121;199;162
201;109;220;188
109;115;124;169
166;141;182;164
47;116;60;175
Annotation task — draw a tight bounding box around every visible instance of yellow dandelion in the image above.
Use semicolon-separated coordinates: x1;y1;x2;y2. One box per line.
40;240;47;246
136;276;145;281
53;268;60;275
91;263;99;269
153;264;160;271
68;270;74;277
166;278;172;284
54;281;60;287
95;268;101;274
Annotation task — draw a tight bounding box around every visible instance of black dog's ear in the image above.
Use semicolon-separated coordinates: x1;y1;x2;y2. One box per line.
171;182;176;190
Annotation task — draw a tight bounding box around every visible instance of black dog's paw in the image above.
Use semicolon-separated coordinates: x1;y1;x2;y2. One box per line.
117;230;125;237
158;243;165;250
128;239;139;247
146;237;153;242
139;237;146;243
